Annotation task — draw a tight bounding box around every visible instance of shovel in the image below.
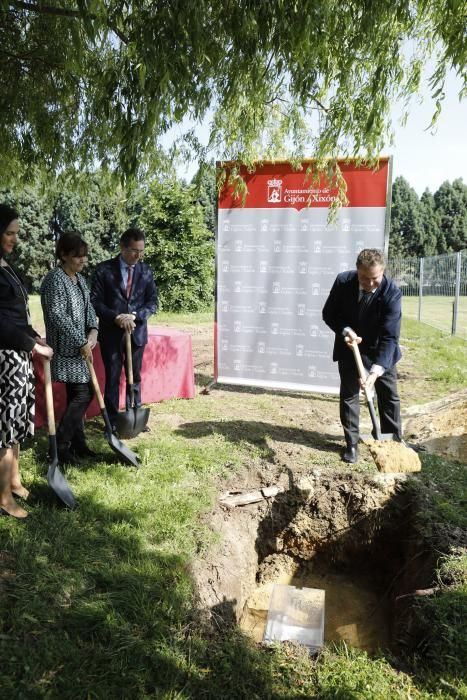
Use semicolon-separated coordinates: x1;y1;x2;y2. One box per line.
350;340;421;474
43;360;77;509
349;340;395;441
85;356;140;468
115;330;150;439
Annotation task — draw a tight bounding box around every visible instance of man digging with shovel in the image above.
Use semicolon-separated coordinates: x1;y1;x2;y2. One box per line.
322;248;420;473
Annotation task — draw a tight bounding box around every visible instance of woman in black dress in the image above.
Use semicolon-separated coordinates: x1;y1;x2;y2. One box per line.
0;204;54;519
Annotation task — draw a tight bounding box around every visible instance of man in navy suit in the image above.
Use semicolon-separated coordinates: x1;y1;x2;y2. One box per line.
322;248;402;463
91;228;157;431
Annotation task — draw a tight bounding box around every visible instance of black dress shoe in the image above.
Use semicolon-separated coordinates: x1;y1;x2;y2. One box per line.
342;446;358;464
141;426;151;433
70;444;98;459
57;447;82;465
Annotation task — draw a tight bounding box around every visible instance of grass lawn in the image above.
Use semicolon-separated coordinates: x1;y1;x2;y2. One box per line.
402;294;467;339
1;305;465;698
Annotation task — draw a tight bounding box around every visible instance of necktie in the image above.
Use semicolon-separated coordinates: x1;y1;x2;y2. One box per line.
358;290;373;320
126;266;133;298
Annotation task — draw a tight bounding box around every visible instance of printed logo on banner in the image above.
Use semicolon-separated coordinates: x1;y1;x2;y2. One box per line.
221;301;229;312
299;261;307;274
356;240;364;253
271;322;279;335
314;240;322;253
259;260;268;273
258;301;267;314
310;325;319;337
223;220;230;232
257;341;266;354
261;219;269;231
221;339;229;351
234;281;242;293
273;281;281;294
267;179;282;203
234;321;242;333
312;282;321;295
300;220;308;231
222;260;229;272
270;362;278;374
308;365;317;378
274;240;281;252
234;239;243;252
296;344;304;356
342;218;351;232
233;359;241;371
297;303;306;316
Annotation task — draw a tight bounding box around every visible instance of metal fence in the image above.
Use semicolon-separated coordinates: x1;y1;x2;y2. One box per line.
387;250;467;339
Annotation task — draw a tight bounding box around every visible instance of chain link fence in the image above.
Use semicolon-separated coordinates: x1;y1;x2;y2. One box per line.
387;250;467;339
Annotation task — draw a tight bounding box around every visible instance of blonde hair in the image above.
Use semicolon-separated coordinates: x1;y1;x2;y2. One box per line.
356;248;385;268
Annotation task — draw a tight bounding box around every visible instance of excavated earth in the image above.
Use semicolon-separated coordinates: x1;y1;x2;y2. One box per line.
169;324;467;655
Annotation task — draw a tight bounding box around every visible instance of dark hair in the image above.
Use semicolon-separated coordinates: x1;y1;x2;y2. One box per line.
120;228;145;247
0;203;19;236
56;232;88;262
356;248;386;268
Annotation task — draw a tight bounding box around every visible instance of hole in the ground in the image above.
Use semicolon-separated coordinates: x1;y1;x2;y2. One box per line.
195;472;436;657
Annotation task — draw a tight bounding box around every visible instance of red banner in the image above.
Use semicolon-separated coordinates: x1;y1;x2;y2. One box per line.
219;159;389;211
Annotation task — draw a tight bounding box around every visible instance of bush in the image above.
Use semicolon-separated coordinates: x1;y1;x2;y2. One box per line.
136;179;214;312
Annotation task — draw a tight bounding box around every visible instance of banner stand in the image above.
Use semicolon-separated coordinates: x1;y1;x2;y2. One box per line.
214;159;392;395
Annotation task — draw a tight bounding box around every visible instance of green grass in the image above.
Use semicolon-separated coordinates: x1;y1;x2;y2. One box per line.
402;295;467;339
399;318;467;402
28;297;214;337
3;306;465;698
155;310;214;327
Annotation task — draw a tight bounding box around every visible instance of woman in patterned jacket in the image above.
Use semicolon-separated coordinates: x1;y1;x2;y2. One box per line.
0;204;54;518
41;232;98;464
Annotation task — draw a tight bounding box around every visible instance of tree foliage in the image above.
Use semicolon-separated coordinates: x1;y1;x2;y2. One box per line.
1;0;466;181
0;172;129;290
389;176;467;257
136;179;214;311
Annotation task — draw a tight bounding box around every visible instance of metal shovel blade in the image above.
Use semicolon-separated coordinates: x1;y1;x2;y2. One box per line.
85;356;139;468
47;435;77;509
105;425;140;468
115;405;150;439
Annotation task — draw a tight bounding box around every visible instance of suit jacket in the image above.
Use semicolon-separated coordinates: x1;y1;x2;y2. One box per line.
322;271;402;370
0;262;38;352
90;257;157;347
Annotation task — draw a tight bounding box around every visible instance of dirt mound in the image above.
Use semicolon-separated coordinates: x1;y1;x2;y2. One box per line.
404;391;467;463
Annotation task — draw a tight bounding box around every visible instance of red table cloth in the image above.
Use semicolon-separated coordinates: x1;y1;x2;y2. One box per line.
34;326;195;428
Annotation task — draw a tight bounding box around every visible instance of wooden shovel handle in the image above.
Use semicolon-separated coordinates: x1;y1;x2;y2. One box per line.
43;359;56;436
349;340;381;439
349;340;367;383
125;330;134;385
349;340;375;403
85;356;106;410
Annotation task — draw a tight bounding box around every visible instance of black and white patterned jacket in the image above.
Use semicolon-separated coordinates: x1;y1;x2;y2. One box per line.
40;266;98;383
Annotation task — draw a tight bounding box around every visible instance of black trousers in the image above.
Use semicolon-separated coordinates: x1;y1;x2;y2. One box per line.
338;359;401;447
100;338;145;426
56;381;94;449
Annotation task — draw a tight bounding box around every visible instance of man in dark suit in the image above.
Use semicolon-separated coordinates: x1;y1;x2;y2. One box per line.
91;228;157;431
322;248;402;463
